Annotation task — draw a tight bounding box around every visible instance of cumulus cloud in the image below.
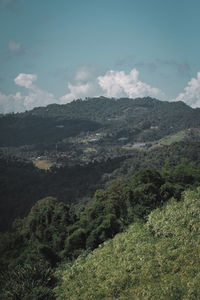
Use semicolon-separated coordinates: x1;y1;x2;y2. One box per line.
0;73;58;113
174;72;200;108
14;73;57;111
61;68;164;104
14;73;37;89
0;92;24;114
60;66;99;103
98;69;164;99
23;89;56;110
0;68;166;114
60;82;92;104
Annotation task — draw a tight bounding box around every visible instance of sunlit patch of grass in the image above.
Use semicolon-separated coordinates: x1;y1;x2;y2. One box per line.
33;160;53;170
159;131;187;146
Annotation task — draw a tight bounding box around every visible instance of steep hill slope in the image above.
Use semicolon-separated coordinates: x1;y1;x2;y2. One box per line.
55;188;200;299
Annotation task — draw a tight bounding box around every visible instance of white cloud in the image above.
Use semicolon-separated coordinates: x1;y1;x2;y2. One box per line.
0;93;12;113
174;72;200;108
0;73;55;112
14;73;37;89
0;73;57;113
8;40;21;51
0;92;24;113
60;82;92;104
60;66;99;103
14;74;56;110
0;68;166;113
23;90;55;110
98;69;164;99
61;67;164;104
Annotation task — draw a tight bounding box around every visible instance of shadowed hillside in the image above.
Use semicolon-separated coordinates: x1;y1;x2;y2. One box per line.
1;97;200;146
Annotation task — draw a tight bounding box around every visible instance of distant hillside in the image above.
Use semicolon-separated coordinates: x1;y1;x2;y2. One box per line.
1;97;200;146
0;116;101;147
1;140;200;233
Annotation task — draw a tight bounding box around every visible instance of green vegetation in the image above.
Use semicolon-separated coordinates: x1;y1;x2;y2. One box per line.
0;156;125;232
1;141;200;233
1;98;200;299
1;97;200;147
1;97;200;233
158;130;187;146
0;115;101;146
1;160;200;299
55;188;200;299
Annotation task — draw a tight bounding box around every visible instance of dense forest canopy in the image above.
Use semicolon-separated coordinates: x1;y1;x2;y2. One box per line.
1;160;200;299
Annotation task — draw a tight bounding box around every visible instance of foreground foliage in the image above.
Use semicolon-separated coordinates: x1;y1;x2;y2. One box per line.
55;188;200;299
0;161;200;299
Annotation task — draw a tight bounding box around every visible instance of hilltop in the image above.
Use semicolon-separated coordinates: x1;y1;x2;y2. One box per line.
1;97;200;148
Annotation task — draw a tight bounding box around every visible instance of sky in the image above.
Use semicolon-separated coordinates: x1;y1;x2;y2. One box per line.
0;0;200;113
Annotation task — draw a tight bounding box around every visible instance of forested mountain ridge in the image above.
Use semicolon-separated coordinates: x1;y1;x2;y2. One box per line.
27;97;194;125
1;97;200;146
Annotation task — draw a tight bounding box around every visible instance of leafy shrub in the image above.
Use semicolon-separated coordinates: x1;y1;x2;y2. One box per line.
0;262;56;300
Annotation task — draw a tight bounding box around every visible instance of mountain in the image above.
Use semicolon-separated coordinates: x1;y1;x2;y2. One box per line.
1;97;200;147
1;96;200;298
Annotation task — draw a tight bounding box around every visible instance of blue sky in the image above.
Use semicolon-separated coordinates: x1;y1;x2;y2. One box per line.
0;0;200;113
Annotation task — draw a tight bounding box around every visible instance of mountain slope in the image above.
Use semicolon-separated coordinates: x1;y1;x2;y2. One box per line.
1;97;200;146
55;188;200;299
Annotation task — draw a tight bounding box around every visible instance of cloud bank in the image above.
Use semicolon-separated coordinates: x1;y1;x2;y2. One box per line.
1;68;200;114
60;68;164;104
0;92;24;114
98;69;164;98
60;66;99;103
174;72;200;108
0;73;56;113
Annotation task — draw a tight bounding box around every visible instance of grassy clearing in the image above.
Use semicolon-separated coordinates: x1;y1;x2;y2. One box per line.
33;159;53;170
158;131;187;146
84;147;97;153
